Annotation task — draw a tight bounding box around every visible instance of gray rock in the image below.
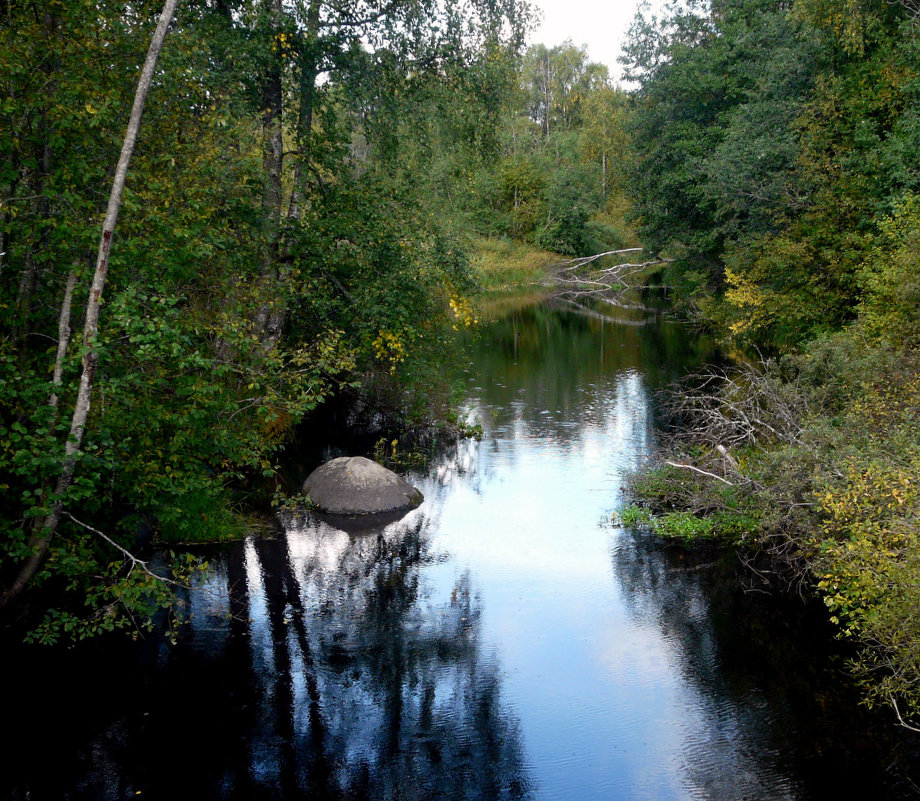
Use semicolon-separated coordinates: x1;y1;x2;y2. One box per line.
303;456;424;515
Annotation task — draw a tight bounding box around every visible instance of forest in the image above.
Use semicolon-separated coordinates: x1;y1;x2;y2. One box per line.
3;0;920;733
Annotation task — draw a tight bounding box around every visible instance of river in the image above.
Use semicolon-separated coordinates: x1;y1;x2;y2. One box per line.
2;296;918;800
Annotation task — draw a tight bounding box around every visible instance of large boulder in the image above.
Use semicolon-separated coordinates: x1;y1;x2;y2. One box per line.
303;456;423;516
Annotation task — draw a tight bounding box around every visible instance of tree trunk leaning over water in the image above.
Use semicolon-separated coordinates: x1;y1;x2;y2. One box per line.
1;0;180;607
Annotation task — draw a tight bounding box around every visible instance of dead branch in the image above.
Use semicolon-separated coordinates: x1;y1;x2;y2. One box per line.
64;512;179;586
664;460;735;485
555;297;659;326
891;696;920;733
891;0;920;27
660;360;810;450
552;247;645;271
547;247;673;304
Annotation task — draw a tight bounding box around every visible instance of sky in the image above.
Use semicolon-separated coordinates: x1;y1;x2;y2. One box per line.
529;0;659;83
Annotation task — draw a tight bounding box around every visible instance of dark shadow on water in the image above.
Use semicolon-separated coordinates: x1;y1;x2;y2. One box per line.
464;300;719;446
5;299;920;801
612;530;920;801
309;508;415;534
0;513;532;801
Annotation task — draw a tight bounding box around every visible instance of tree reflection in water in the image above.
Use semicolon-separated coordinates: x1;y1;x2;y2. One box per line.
10;298;920;801
611;532;920;801
223;512;532;800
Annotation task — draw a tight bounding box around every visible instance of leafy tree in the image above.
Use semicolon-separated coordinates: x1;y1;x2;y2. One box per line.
524;41;608;135
623;0;920;344
620;0;920;727
0;0;532;639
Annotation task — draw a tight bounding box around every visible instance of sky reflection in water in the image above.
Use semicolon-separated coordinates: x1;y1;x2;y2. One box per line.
4;299;917;801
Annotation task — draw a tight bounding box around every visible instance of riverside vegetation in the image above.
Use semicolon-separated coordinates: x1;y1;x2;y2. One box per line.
0;2;628;641
620;0;920;729
4;0;920;736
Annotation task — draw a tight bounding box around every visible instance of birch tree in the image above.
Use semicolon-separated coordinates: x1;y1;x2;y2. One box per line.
2;0;180;606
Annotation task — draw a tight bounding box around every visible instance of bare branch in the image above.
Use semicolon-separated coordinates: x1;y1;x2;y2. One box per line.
545;247;673;305
891;696;920;733
552;247;645;269
64;512;179;586
664;460;735;485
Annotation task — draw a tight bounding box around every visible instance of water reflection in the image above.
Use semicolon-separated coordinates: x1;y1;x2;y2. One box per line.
3;298;919;801
186;515;533;800
611;534;920;800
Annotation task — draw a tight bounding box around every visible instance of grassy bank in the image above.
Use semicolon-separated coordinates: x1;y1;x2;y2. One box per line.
469;236;561;320
470;235;558;291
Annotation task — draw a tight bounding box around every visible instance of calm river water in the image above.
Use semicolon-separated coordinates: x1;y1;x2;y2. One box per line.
3;297;919;800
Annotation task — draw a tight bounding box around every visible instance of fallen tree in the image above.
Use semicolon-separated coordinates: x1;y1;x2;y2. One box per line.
546;248;673;312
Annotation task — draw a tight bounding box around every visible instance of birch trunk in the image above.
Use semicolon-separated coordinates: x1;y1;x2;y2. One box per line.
49;269;78;414
1;0;180;606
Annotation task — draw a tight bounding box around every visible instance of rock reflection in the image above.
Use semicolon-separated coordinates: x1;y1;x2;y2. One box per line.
224;513;532;800
8;297;919;801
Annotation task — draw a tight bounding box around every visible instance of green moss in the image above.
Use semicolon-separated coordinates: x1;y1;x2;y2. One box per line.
619;503;757;546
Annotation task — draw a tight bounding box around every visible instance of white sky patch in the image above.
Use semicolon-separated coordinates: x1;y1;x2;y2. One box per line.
529;0;667;83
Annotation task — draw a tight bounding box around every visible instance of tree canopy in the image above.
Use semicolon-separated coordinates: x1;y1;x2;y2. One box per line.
0;0;531;640
622;0;920;725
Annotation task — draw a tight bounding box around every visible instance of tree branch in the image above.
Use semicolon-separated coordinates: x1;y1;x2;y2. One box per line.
664;460;735;486
64;512;179;585
891;696;920;733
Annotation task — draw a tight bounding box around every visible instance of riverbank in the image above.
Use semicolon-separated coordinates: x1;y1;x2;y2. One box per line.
468;236;559;320
623;329;920;727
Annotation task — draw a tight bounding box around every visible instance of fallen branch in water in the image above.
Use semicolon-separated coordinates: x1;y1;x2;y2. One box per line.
547;248;673;302
556;297;659;326
552;247;645;271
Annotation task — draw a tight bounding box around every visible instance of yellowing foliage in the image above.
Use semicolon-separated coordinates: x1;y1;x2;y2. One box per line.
792;0;875;55
373;330;410;373
723;267;776;336
448;294;477;329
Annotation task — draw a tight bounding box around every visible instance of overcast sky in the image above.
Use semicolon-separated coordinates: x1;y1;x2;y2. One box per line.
529;0;658;83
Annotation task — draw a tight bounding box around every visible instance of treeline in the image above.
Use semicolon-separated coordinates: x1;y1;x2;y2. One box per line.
461;41;633;256
0;0;531;640
626;0;920;346
389;38;636;259
622;0;920;723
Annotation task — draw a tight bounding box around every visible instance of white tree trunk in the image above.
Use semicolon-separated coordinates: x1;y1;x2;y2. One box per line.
49;268;77;413
2;0;180;605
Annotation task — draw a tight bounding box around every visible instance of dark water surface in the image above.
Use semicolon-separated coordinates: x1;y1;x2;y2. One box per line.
3;299;919;800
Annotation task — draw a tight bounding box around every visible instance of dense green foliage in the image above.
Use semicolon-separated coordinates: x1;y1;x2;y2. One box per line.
0;0;529;639
442;41;636;256
9;0;919;737
625;0;920;346
622;0;920;725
